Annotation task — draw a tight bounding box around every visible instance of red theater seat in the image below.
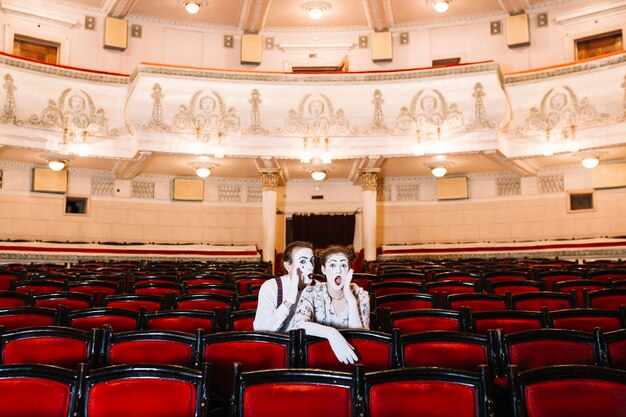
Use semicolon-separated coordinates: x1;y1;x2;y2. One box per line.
143;309;219;334
1;326;97;368
302;329;398;372
508;365;626;417
363;366;494;417
232;366;359;417
82;364;209;417
549;307;626;333
101;328;199;368
383;308;466;333
0;364;80;417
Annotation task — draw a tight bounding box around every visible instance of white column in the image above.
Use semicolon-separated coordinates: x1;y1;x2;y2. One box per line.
359;169;380;262
259;169;281;268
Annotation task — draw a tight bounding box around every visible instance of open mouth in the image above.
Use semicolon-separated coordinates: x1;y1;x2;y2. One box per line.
334;275;342;285
307;273;314;281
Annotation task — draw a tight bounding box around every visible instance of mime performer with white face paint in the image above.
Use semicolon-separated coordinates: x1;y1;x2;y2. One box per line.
294;244;370;364
253;241;316;332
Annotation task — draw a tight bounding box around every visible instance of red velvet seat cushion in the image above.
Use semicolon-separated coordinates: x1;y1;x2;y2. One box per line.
369;380;478;417
204;341;288;395
509;341;595;371
35;299;91;311
394;316;460;333
402;341;487;371
3;337;88;368
552;317;622;332
0;314;55;330
0;377;72;416
106;300;162;312
608;339;626;370
145;316;214;333
232;317;254;331
243;383;351;417
475;318;542;334
378;300;434;312
87;378;196;417
450;299;507;312
108;341;193;366
514;299;573;311
590;296;626;310
525;379;626;417
70;316;137;332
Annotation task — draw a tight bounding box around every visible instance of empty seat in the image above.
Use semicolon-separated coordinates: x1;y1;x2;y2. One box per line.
369;281;424;297
82;364;209;417
102;294;169;312
372;293;436;312
0;364;80;417
33;291;96;311
603;329;626;370
511;291;577;311
363;366;494;417
488;280;544;295
0;326;98;368
0;306;62;330
398;330;498;374
508;365;626;417
549;307;626;333
554;279;611;308
226;309;256;331
445;292;511;312
467;308;548;334
586;288;626;309
64;307;143;332
0;290;32;307
100;328;199;368
143;309;219;334
383;308;466;333
232;365;359;417
535;269;586;291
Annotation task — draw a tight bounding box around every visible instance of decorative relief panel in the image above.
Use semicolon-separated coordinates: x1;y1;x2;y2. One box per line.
141;84;171;132
172;90;240;136
364;89;392;135
466;83;496;130
378;183;391;201
27;88;119;137
397;183;420;201
91;177;115;196
132;181;155;199
276;93;355;137
246;185;262;203
539;175;564;194
520;85;609;137
396;89;464;138
218;184;241;202
242;89;269;135
496;176;521;196
1;74;17;124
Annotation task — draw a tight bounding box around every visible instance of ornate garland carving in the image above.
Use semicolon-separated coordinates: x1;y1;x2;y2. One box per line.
520;85;609;137
27;88;119;137
396;88;464;138
276;93;355;136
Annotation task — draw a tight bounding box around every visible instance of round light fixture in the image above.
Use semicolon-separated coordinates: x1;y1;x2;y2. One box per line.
302;2;331;20
195;166;211;178
48;159;67;171
184;1;202;14
431;166;447;177
310;170;327;181
581;156;600;169
432;0;450;13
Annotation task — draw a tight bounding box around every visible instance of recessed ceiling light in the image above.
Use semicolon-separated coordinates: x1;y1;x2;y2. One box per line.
432;0;450;13
181;0;207;14
302;2;331;20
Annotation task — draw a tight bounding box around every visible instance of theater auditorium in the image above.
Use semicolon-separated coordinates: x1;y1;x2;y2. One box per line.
1;0;626;416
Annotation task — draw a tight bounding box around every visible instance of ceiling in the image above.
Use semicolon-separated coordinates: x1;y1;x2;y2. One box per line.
2;0;625;183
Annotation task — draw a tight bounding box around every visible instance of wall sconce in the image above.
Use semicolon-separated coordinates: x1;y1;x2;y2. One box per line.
48;159;67;171
431;0;450;13
181;0;206;14
302;1;331;20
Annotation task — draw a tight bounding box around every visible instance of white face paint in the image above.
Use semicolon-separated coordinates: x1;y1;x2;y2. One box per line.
323;253;349;291
291;247;315;284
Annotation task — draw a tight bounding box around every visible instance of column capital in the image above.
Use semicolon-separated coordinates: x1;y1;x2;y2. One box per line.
259;168;281;190
359;168;380;191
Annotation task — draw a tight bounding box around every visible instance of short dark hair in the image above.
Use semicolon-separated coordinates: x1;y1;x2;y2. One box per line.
320;244;353;268
283;241;313;264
